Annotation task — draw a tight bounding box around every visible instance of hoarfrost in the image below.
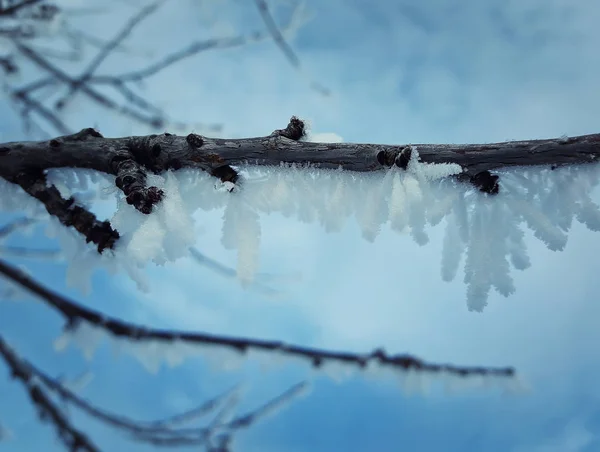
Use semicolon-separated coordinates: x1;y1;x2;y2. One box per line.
2;154;600;310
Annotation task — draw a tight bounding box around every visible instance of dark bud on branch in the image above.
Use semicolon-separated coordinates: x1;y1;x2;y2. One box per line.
395;146;413;170
70;128;103;140
470;171;500;195
277;116;306;141
186;133;204;148
212;165;239;184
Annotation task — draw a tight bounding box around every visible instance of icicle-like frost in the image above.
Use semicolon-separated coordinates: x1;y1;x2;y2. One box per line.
4;155;600;310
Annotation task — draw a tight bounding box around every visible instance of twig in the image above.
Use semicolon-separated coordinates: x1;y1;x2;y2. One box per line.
0;336;100;452
0;334;305;447
0;217;36;238
253;0;330;96
189;247;284;297
7;168;119;252
0;257;515;378
54;0;164;111
0;0;43;16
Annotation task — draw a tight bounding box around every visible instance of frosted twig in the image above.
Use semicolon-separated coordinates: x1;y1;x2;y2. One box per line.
0;258;516;379
5;166;119;252
0;333;305;447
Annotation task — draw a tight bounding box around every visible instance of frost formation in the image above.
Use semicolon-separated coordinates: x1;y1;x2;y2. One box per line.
1;149;600;311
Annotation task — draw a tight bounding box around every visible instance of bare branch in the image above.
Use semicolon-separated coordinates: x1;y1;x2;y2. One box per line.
253;0;330;96
189;247;285;297
0;335;100;452
55;0;164;111
4;166;119;252
0;217;36;239
0;0;43;16
254;0;300;68
0;258;515;378
0;329;305;447
13;42;165;128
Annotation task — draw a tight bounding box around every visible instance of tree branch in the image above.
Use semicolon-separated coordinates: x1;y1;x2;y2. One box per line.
0;333;305;448
0;258;515;379
1;119;599;181
1;119;598;250
0;336;100;452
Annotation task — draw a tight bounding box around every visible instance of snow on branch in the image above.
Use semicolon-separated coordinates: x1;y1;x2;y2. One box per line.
2;118;600;309
0;257;515;380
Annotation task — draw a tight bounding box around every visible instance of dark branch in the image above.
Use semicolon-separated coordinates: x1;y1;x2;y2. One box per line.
0;336;100;452
2;120;599;179
0;0;43;16
0;258;515;378
2;120;599;249
5;167;119;252
0;335;304;447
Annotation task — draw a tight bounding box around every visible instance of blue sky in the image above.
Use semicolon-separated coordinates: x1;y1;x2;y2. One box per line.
2;0;600;450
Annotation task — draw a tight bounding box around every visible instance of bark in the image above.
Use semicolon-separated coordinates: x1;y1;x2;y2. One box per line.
1;125;599;178
1;117;599;251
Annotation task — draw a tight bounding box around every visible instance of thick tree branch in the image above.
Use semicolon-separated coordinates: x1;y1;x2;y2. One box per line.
0;258;515;379
1;118;599;250
1;120;599;180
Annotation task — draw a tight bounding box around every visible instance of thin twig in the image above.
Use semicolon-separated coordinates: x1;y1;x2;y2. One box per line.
0;258;516;378
0;0;43;16
55;1;163;111
0;336;100;452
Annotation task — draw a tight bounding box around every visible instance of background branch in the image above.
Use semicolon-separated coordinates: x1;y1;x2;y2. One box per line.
0;258;515;378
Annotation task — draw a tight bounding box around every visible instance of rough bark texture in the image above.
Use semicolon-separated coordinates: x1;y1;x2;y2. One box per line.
1;117;599;251
1;126;599;179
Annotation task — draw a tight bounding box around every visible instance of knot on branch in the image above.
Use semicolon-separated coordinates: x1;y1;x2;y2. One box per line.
115;158;164;214
186;133;204;148
127;136;164;173
274;116;306;141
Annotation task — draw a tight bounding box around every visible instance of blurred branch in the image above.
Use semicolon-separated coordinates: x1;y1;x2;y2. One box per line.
0;245;59;258
0;0;43;16
0;335;100;452
54;0;164;112
254;0;300;68
0;217;36;239
189;247;287;298
3;0;323;136
0;257;516;378
253;0;330;96
0;333;306;448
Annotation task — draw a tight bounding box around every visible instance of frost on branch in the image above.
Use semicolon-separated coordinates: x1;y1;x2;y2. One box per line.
2;142;600;310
